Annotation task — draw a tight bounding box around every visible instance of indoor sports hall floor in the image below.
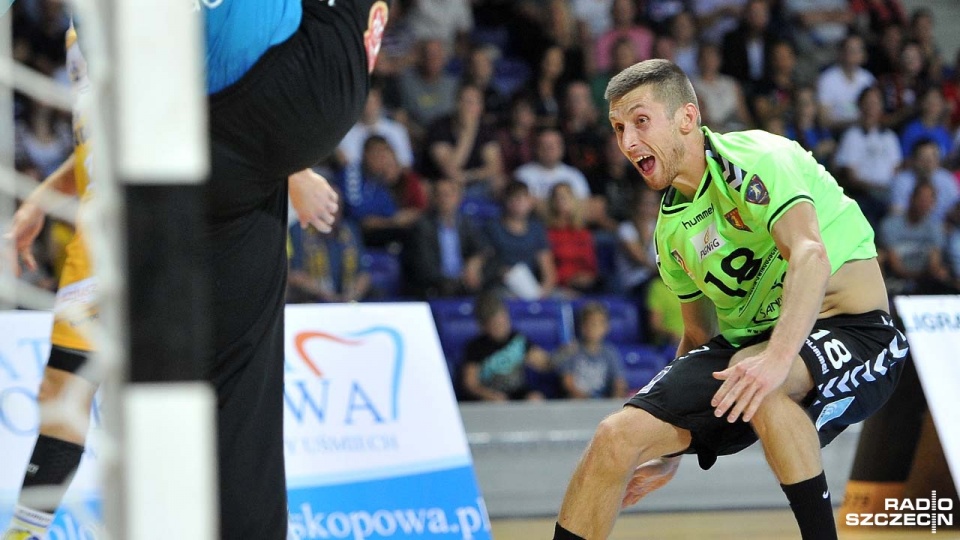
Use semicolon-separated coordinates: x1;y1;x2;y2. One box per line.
491;511;960;539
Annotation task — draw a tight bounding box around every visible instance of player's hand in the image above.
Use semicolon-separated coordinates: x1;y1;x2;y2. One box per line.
711;350;792;423
4;201;46;276
621;456;681;509
289;168;339;233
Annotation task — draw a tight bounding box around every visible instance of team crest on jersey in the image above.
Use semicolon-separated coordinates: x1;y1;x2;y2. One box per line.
690;222;725;261
364;1;390;74
745;175;770;205
671;249;690;275
724;208;751;232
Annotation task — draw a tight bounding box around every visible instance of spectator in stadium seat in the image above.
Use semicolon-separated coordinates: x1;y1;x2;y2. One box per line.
590;36;639;113
751;40;803;125
908;8;940;70
669;11;701;78
692;44;753;133
594;0;655;74
865;22;904;79
878;40;930;131
543;0;588;83
546;183;599;295
424;83;505;200
458;291;552;401
397;38;458;141
785;0;853;79
692;0;746;45
403;178;489;298
877;182;951;295
405;0;474;55
287;189;373;304
533;45;568;129
336;84;415;170
484;181;558;299
616;188;660;299
555;302;628;399
463;46;510;127
600;133;641;223
817;34;876;131
889;138;959;224
833;86;901;227
899;86;952;159
785;86;836;165
515;128;591;202
851;0;907;43
497;95;538;175
340;135;428;246
561;81;609;195
719;0;777;96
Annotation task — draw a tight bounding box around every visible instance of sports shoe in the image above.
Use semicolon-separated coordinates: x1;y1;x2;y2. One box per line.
2;530;41;540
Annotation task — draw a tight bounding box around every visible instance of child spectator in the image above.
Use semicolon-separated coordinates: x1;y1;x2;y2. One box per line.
889;138;959;224
546;183;599;295
458;292;552;401
555;302;628;399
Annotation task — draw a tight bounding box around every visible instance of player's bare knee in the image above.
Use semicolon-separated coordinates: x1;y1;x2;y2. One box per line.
748;390;793;435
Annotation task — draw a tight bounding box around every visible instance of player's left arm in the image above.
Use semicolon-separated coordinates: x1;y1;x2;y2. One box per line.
711;201;831;423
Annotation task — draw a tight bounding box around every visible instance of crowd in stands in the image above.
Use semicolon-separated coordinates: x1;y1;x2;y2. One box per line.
12;0;960;400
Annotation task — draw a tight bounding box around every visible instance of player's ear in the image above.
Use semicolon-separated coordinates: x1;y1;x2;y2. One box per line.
678;103;699;134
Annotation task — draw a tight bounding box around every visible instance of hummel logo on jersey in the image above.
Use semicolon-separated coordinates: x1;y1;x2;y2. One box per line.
745;175;770;205
681;206;714;229
724;208;751;232
691;222;725;261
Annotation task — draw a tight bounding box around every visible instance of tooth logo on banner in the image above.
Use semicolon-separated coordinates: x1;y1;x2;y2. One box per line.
690;222;725;261
287;326;404;425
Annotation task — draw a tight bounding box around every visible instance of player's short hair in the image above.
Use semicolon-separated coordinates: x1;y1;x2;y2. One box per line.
604;59;699;115
475;290;507;324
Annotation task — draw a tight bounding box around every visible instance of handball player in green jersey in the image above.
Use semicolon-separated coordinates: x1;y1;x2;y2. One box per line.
552;60;907;540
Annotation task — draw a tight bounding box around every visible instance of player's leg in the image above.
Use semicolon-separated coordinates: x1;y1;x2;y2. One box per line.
730;342;833;540
5;351;97;539
554;407;691;540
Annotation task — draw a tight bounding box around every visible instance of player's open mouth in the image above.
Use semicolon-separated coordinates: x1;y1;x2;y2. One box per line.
636;155;655;175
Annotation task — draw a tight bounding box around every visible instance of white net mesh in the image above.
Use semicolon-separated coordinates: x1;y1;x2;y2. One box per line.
1;0;123;536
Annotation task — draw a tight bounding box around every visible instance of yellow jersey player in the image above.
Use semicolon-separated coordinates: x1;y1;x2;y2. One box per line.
3;23;100;540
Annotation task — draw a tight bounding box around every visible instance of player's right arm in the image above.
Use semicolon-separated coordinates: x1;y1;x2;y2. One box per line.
5;153;77;272
676;294;717;358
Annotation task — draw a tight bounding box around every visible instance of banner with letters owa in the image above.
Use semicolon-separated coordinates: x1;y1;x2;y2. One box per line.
0;304;491;540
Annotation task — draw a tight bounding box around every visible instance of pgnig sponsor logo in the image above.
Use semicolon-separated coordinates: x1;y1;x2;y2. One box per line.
289;498;491;540
845;492;954;533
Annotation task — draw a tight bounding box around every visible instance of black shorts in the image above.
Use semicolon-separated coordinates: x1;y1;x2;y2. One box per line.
46;346;94;381
627;310;908;470
204;1;377;538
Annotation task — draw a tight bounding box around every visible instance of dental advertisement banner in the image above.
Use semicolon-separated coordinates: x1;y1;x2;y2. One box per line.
894;295;960;493
0;304;490;539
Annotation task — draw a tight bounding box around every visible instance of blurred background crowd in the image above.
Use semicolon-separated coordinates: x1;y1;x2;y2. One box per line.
10;0;960;402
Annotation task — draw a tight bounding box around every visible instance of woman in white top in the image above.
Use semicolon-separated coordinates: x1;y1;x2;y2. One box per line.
692;43;753;133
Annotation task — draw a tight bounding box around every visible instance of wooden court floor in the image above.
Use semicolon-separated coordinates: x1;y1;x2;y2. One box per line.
492;510;960;539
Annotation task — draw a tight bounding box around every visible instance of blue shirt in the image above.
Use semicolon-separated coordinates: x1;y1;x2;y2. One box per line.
204;0;302;93
337;164;398;222
289;220;369;294
899;120;952;159
484;219;549;271
438;223;463;278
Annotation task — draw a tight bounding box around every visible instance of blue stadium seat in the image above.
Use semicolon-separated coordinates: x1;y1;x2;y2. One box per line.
572;296;642;344
460;198;501;224
505;299;573;351
363;249;401;299
428;298;478;373
617;344;670;391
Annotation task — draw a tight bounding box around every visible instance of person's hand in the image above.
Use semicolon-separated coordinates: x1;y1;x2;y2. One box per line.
525;347;551;371
462;264;483;291
621;456;681;509
393;208;421;227
289;169;338;233
4;201;46;276
712;350;792;423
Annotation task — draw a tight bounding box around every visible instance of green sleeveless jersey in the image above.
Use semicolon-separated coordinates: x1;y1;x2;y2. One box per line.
655;127;877;346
